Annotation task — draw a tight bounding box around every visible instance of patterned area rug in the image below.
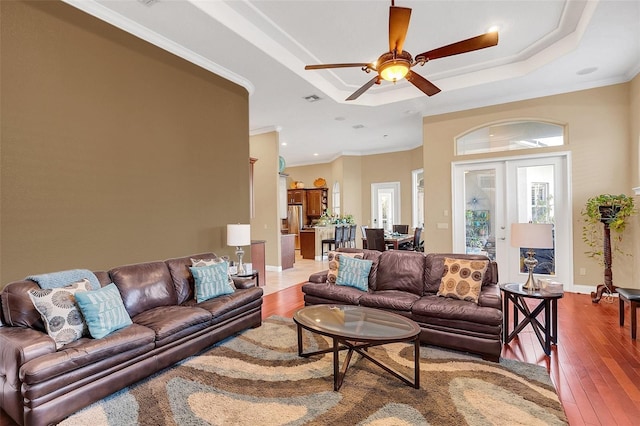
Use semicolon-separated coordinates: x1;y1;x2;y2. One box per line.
61;316;567;425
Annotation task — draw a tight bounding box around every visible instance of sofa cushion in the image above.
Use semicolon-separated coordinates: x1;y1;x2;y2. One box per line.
375;251;426;296
358;290;420;312
27;279;91;349
19;324;155;386
301;283;367;305
75;283;133;339
165;252;217;304
133;305;212;347
190;263;235;303
109;261;178;318
425;253;497;294
437;258;488;304
336;248;382;290
326;251;364;284
336;256;373;291
411;295;503;327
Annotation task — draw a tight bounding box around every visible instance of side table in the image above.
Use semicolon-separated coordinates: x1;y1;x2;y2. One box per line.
232;270;259;287
500;283;564;356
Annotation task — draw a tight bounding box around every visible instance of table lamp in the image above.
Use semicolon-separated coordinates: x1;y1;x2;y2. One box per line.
510;223;554;291
227;224;251;275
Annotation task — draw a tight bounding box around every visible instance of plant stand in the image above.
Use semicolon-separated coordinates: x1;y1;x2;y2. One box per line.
591;221;615;303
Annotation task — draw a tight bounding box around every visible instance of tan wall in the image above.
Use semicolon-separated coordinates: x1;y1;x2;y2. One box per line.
629;74;640;288
287;146;422;247
359;147;423;228
249;132;281;268
423;83;636;288
0;1;250;285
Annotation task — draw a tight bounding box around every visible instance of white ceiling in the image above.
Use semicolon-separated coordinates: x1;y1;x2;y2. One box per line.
65;0;640;166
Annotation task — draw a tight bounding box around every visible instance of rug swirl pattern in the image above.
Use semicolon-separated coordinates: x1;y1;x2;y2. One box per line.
61;316;567;425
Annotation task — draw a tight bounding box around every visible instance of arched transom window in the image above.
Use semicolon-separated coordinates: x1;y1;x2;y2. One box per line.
456;120;565;155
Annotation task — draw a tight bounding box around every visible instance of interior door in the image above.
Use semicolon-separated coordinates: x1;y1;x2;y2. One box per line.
453;154;573;290
371;182;400;232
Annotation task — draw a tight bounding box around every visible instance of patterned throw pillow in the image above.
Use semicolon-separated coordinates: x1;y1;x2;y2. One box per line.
191;257;236;290
28;279;91;349
75;283;133;339
326;251;364;284
190;262;235;303
336;256;373;292
437;257;489;304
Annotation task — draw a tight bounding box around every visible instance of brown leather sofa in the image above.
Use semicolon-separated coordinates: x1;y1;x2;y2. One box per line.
0;252;263;426
301;249;503;361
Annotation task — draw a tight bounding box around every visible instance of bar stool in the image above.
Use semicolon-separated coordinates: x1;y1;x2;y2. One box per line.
618;288;640;339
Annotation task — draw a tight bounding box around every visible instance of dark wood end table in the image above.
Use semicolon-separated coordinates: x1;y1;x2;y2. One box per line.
500;283;564;356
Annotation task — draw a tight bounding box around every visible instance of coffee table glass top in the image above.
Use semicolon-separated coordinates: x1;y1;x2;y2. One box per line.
293;305;420;341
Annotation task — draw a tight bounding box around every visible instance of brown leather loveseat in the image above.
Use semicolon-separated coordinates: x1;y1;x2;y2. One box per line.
301;249;503;361
0;252;263;426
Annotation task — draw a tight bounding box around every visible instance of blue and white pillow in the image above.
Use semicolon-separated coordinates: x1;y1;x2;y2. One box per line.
75;283;132;339
190;261;235;303
336;255;373;292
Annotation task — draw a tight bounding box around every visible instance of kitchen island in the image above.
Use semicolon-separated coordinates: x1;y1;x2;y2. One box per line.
300;226;336;260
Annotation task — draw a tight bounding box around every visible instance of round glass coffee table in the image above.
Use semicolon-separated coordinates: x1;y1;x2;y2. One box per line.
293;304;421;391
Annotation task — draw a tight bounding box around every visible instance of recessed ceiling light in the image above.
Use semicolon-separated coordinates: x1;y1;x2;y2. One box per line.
303;94;322;102
576;67;598;75
487;25;500;33
281;142;287;146
313;153;319;156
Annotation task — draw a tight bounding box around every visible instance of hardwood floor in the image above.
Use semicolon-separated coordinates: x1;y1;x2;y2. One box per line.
263;263;640;426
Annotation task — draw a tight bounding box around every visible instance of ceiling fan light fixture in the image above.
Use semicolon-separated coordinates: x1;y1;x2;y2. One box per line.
379;60;410;82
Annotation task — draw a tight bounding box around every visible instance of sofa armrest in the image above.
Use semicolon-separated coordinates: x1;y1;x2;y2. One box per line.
478;283;502;310
0;327;56;390
308;270;329;283
233;276;256;289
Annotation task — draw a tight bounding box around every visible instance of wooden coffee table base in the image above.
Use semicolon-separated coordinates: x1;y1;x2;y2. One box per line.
296;325;420;391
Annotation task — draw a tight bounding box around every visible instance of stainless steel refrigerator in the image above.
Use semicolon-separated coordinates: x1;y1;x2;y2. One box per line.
287;204;303;249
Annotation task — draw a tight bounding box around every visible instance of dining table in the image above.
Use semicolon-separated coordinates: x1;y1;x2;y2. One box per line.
363;233;413;250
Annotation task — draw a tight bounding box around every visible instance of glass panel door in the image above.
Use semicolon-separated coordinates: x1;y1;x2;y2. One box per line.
371;182;400;232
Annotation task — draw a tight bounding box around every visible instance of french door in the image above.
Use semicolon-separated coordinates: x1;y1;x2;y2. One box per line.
371;182;400;232
452;153;573;290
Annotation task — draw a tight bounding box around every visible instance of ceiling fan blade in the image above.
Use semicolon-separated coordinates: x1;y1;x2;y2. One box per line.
305;63;371;70
389;6;412;53
416;32;498;61
346;76;380;101
406;71;441;96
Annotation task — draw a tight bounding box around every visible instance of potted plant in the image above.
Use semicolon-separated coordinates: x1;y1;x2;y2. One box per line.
581;193;637;302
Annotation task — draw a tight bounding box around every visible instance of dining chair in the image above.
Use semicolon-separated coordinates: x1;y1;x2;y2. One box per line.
364;228;386;252
349;224;357;247
399;227;423;251
322;225;343;258
392;224;409;234
340;225;350;248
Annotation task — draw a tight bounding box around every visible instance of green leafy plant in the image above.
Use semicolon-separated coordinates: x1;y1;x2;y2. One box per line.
581;193;637;262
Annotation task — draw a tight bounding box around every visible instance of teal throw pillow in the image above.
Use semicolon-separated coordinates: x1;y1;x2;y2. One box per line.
336;255;373;291
190;261;235;303
75;283;132;339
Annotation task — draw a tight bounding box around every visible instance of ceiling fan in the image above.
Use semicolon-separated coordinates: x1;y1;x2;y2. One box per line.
305;0;498;101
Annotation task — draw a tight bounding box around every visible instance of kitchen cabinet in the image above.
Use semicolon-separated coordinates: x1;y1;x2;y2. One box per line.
306;188;327;217
300;229;316;260
287;189;304;204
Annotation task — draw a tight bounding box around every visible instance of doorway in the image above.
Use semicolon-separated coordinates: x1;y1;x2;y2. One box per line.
371;182;400;232
452;153;573;290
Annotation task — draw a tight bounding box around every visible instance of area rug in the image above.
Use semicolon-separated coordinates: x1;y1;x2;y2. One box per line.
60;316;567;425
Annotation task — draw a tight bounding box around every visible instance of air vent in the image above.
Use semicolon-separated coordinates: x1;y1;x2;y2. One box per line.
303;94;321;103
138;0;158;6
352;124;365;129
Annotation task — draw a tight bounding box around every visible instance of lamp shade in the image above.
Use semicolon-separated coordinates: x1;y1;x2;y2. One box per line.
510;223;554;249
227;224;251;247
